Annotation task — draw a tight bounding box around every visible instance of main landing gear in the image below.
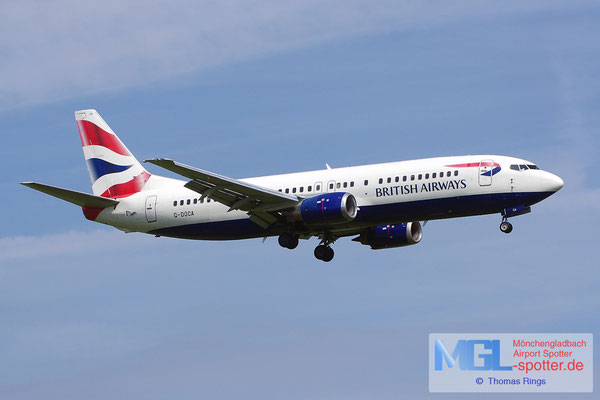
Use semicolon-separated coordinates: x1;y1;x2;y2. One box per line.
500;217;513;234
277;233;335;262
314;245;334;262
314;234;335;262
278;233;299;249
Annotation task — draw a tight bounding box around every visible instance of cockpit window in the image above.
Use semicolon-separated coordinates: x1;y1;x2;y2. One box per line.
511;164;540;171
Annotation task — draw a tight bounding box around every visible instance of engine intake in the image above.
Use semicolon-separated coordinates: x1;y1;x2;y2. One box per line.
355;222;423;249
294;192;357;225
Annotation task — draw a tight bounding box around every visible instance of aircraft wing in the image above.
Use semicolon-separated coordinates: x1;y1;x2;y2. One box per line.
145;158;299;228
21;182;119;208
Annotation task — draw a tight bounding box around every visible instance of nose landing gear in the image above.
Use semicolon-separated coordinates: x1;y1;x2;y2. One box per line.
500;218;513;234
499;205;530;234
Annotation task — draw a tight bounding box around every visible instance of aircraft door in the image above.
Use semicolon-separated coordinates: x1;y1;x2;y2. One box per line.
145;195;157;223
478;160;494;186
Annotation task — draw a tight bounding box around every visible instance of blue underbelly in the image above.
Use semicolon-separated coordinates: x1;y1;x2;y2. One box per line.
148;191;554;240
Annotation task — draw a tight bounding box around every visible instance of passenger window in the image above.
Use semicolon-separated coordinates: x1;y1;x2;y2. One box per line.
193;199;197;204
411;175;415;181
350;181;354;187
395;176;399;182
278;189;282;192
387;177;391;183
316;184;321;191
187;199;191;205
200;198;204;204
299;187;304;193
285;188;289;193
440;171;444;177
329;183;334;190
308;185;312;192
418;174;422;180
446;171;451;177
180;200;184;206
292;188;297;193
403;176;407;182
454;170;458;176
432;172;436;178
364;180;369;186
425;173;429;179
336;183;341;189
343;182;347;188
379;178;383;184
173;201;177;207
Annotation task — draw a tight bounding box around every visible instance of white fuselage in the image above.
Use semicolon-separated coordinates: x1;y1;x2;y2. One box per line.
92;155;563;240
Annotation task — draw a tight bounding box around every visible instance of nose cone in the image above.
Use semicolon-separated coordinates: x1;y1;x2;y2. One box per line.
542;172;564;192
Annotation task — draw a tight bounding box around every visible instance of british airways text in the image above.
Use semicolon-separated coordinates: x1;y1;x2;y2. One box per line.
376;179;467;197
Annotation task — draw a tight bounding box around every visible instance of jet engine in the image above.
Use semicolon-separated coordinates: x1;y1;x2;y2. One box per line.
290;192;357;225
354;222;423;249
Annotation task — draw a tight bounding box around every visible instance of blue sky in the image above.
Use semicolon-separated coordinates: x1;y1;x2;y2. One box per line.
1;1;599;398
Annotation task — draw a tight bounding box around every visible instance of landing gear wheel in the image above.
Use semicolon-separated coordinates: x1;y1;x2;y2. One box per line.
322;246;334;262
315;233;336;262
278;234;299;249
314;245;327;260
314;245;334;262
500;221;513;234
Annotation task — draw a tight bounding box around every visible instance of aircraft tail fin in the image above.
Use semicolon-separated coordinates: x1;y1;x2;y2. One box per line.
75;109;151;198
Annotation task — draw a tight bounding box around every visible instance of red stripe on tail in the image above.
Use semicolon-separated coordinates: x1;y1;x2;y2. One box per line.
77;120;131;156
82;207;104;221
100;171;151;198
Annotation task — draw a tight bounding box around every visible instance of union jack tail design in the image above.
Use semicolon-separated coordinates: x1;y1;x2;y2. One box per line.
75;109;151;198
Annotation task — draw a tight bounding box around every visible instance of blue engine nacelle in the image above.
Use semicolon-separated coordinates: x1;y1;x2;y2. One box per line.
297;192;358;225
354;222;423;250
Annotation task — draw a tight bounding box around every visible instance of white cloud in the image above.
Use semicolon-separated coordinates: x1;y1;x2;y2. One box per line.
0;0;583;109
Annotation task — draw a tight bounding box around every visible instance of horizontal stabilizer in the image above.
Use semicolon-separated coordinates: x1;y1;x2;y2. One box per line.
21;182;119;208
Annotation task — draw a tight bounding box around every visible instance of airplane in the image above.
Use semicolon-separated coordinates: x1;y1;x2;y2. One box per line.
22;109;564;262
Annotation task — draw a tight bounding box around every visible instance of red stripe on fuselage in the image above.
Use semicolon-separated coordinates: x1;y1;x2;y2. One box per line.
446;162;500;168
77;120;131;156
100;171;151;198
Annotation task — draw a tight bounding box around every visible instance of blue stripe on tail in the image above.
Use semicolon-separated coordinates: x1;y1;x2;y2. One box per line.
86;158;133;182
